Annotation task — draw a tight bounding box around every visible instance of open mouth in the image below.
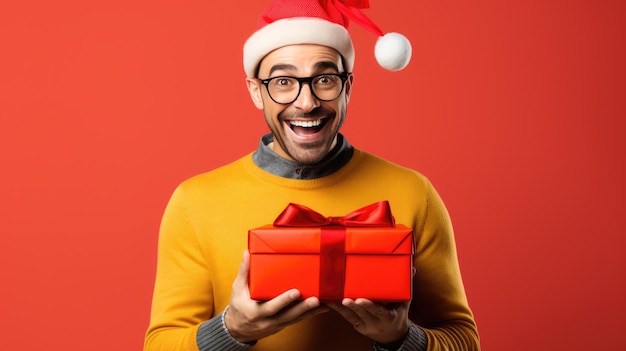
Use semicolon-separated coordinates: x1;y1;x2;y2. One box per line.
288;118;328;136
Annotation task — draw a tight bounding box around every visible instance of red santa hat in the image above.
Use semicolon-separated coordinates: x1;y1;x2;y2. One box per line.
243;0;412;77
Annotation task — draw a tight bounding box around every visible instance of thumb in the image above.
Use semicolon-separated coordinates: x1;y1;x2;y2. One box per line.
233;250;251;290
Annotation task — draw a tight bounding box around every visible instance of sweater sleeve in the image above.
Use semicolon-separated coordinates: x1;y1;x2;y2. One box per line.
144;185;215;351
196;310;254;351
372;321;428;351
408;180;480;350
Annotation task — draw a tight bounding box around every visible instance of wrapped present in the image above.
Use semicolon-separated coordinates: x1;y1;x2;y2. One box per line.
248;201;414;302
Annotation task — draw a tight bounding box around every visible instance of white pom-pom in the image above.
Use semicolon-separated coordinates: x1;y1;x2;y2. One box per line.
374;32;412;71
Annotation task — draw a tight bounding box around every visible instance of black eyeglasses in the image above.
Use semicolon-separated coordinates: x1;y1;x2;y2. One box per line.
260;73;350;104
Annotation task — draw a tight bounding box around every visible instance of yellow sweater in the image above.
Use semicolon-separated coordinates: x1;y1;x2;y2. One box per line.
145;149;479;350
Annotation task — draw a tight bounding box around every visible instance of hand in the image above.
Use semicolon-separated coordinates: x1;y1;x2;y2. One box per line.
224;250;329;343
328;298;411;346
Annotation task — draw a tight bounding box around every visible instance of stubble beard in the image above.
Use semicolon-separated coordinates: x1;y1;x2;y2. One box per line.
270;105;346;165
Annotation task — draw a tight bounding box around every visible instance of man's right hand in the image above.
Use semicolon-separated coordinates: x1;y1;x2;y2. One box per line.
224;250;329;343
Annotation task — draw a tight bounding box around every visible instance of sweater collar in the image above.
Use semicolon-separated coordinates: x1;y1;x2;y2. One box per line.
252;133;354;179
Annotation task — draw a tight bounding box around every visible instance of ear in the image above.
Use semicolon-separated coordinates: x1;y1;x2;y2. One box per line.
344;74;354;103
246;77;264;110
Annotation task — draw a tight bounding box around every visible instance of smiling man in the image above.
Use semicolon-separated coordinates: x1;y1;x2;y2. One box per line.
144;1;479;351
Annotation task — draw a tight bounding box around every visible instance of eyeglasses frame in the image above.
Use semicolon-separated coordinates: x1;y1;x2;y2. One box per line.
259;73;351;105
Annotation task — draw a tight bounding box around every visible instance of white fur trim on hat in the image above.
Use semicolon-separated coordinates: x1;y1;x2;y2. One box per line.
243;18;354;78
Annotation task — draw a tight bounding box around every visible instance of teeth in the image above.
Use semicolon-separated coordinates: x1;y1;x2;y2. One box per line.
290;119;322;128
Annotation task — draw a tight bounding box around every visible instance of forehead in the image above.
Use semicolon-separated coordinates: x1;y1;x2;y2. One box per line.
258;44;344;76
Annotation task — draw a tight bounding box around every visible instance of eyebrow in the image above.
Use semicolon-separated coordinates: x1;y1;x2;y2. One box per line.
268;61;341;77
268;64;297;77
315;61;340;73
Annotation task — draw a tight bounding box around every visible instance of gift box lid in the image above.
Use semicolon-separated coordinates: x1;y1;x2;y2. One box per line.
248;225;414;255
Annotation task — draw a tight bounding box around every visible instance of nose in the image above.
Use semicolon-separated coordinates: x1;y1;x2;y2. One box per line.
292;83;320;112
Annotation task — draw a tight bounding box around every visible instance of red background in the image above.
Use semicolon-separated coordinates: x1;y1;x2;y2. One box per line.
1;0;624;350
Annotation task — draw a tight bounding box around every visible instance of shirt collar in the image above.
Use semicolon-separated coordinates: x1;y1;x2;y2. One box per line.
252;133;354;179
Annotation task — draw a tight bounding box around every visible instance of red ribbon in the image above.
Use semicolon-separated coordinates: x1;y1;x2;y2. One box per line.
273;201;395;300
273;201;395;227
319;226;346;301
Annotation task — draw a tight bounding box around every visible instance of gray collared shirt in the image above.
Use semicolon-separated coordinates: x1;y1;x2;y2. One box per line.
251;133;354;179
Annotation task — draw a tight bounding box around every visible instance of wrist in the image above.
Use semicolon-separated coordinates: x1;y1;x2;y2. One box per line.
379;339;405;351
376;326;409;350
223;305;257;345
374;321;428;351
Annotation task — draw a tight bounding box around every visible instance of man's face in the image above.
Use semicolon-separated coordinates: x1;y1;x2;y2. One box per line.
247;44;353;165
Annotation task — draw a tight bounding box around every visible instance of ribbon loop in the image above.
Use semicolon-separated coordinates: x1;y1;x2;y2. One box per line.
274;201;395;227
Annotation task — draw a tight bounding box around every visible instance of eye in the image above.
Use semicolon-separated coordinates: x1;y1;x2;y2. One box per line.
272;77;295;87
315;75;335;85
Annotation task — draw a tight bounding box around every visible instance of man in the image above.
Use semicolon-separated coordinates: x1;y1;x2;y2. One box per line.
144;1;479;350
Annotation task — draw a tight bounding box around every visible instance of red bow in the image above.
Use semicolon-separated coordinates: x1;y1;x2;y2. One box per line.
274;201;395;227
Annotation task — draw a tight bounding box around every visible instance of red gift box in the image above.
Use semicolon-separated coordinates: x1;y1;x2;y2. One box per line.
248;202;414;302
